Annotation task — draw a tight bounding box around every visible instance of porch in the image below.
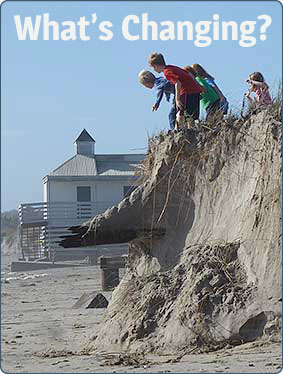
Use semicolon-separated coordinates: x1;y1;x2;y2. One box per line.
18;201;117;261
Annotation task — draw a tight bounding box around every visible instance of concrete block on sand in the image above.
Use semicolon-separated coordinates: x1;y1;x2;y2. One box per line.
72;291;109;309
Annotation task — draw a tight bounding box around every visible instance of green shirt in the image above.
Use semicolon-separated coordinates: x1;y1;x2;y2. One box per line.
195;76;219;109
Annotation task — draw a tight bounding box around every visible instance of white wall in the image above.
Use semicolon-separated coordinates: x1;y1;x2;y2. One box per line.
48;181;94;202
43;182;48;202
46;179;134;204
96;181;126;202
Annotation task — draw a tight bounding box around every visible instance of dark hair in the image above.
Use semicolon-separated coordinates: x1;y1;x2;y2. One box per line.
183;66;198;77
191;64;214;80
249;72;264;82
148;53;166;66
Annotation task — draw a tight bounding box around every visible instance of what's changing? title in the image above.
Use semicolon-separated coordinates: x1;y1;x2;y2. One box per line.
14;13;272;47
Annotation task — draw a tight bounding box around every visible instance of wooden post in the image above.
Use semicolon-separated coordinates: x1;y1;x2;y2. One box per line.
101;268;120;291
99;256;127;291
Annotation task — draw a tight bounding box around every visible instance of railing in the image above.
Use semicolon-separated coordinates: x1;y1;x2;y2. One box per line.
19;201;116;226
18;201;117;260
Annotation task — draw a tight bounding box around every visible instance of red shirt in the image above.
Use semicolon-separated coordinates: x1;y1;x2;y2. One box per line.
164;65;203;95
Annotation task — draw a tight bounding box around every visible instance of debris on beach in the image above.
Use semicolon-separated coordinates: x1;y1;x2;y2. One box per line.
34;348;75;358
99;352;152;367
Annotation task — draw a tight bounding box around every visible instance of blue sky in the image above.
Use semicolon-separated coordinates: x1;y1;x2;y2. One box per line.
1;0;282;211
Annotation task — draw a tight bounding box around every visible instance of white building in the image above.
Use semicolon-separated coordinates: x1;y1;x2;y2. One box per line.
19;129;145;260
42;129;144;208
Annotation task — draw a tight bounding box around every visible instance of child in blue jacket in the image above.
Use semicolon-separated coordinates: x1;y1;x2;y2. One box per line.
139;70;176;130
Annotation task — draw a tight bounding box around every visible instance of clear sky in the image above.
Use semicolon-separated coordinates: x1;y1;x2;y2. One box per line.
1;0;282;211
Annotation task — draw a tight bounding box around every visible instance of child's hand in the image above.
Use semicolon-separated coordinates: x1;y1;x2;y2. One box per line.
176;98;184;110
245;92;253;101
152;104;159;111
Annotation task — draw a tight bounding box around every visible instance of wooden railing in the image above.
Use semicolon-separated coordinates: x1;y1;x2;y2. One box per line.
18;201;117;260
19;201;116;226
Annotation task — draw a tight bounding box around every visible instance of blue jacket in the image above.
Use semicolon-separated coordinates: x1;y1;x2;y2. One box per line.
154;77;175;108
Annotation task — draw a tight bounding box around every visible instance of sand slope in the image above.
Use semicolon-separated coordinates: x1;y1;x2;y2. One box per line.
62;110;282;353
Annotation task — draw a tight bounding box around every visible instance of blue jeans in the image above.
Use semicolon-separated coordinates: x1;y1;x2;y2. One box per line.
220;98;229;114
168;103;177;130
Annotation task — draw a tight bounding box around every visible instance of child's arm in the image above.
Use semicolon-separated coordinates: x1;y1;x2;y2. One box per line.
164;68;183;107
152;87;164;111
175;80;184;109
245;89;253;102
152;78;171;111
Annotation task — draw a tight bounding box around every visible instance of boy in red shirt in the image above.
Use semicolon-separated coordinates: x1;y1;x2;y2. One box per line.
148;52;204;129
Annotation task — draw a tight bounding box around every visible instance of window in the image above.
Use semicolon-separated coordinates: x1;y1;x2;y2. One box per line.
77;186;91;202
77;142;94;155
123;185;135;197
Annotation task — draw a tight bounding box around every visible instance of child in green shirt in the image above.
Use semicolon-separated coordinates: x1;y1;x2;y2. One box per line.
184;66;220;120
191;64;229;115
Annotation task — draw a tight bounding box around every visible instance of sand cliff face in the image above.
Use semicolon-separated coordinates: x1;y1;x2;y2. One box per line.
62;109;282;353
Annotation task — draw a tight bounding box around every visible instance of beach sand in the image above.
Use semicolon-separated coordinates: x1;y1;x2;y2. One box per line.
1;254;282;373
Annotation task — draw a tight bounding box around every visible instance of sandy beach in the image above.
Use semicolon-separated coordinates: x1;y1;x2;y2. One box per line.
1;253;281;374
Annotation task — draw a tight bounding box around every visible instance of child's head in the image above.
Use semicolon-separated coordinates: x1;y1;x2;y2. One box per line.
247;72;265;83
183;66;198;77
148;53;166;73
138;70;156;88
191;64;214;80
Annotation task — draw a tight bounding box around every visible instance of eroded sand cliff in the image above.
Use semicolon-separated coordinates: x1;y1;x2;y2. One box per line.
61;108;282;354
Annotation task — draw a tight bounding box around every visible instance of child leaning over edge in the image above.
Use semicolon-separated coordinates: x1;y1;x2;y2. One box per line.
138;70;176;130
184;66;220;120
245;72;272;106
148;52;204;130
191;64;229;115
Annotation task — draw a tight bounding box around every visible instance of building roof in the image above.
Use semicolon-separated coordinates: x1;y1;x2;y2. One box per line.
74;129;95;143
46;154;145;178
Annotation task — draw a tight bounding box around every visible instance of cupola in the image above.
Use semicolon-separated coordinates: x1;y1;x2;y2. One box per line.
74;129;95;155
